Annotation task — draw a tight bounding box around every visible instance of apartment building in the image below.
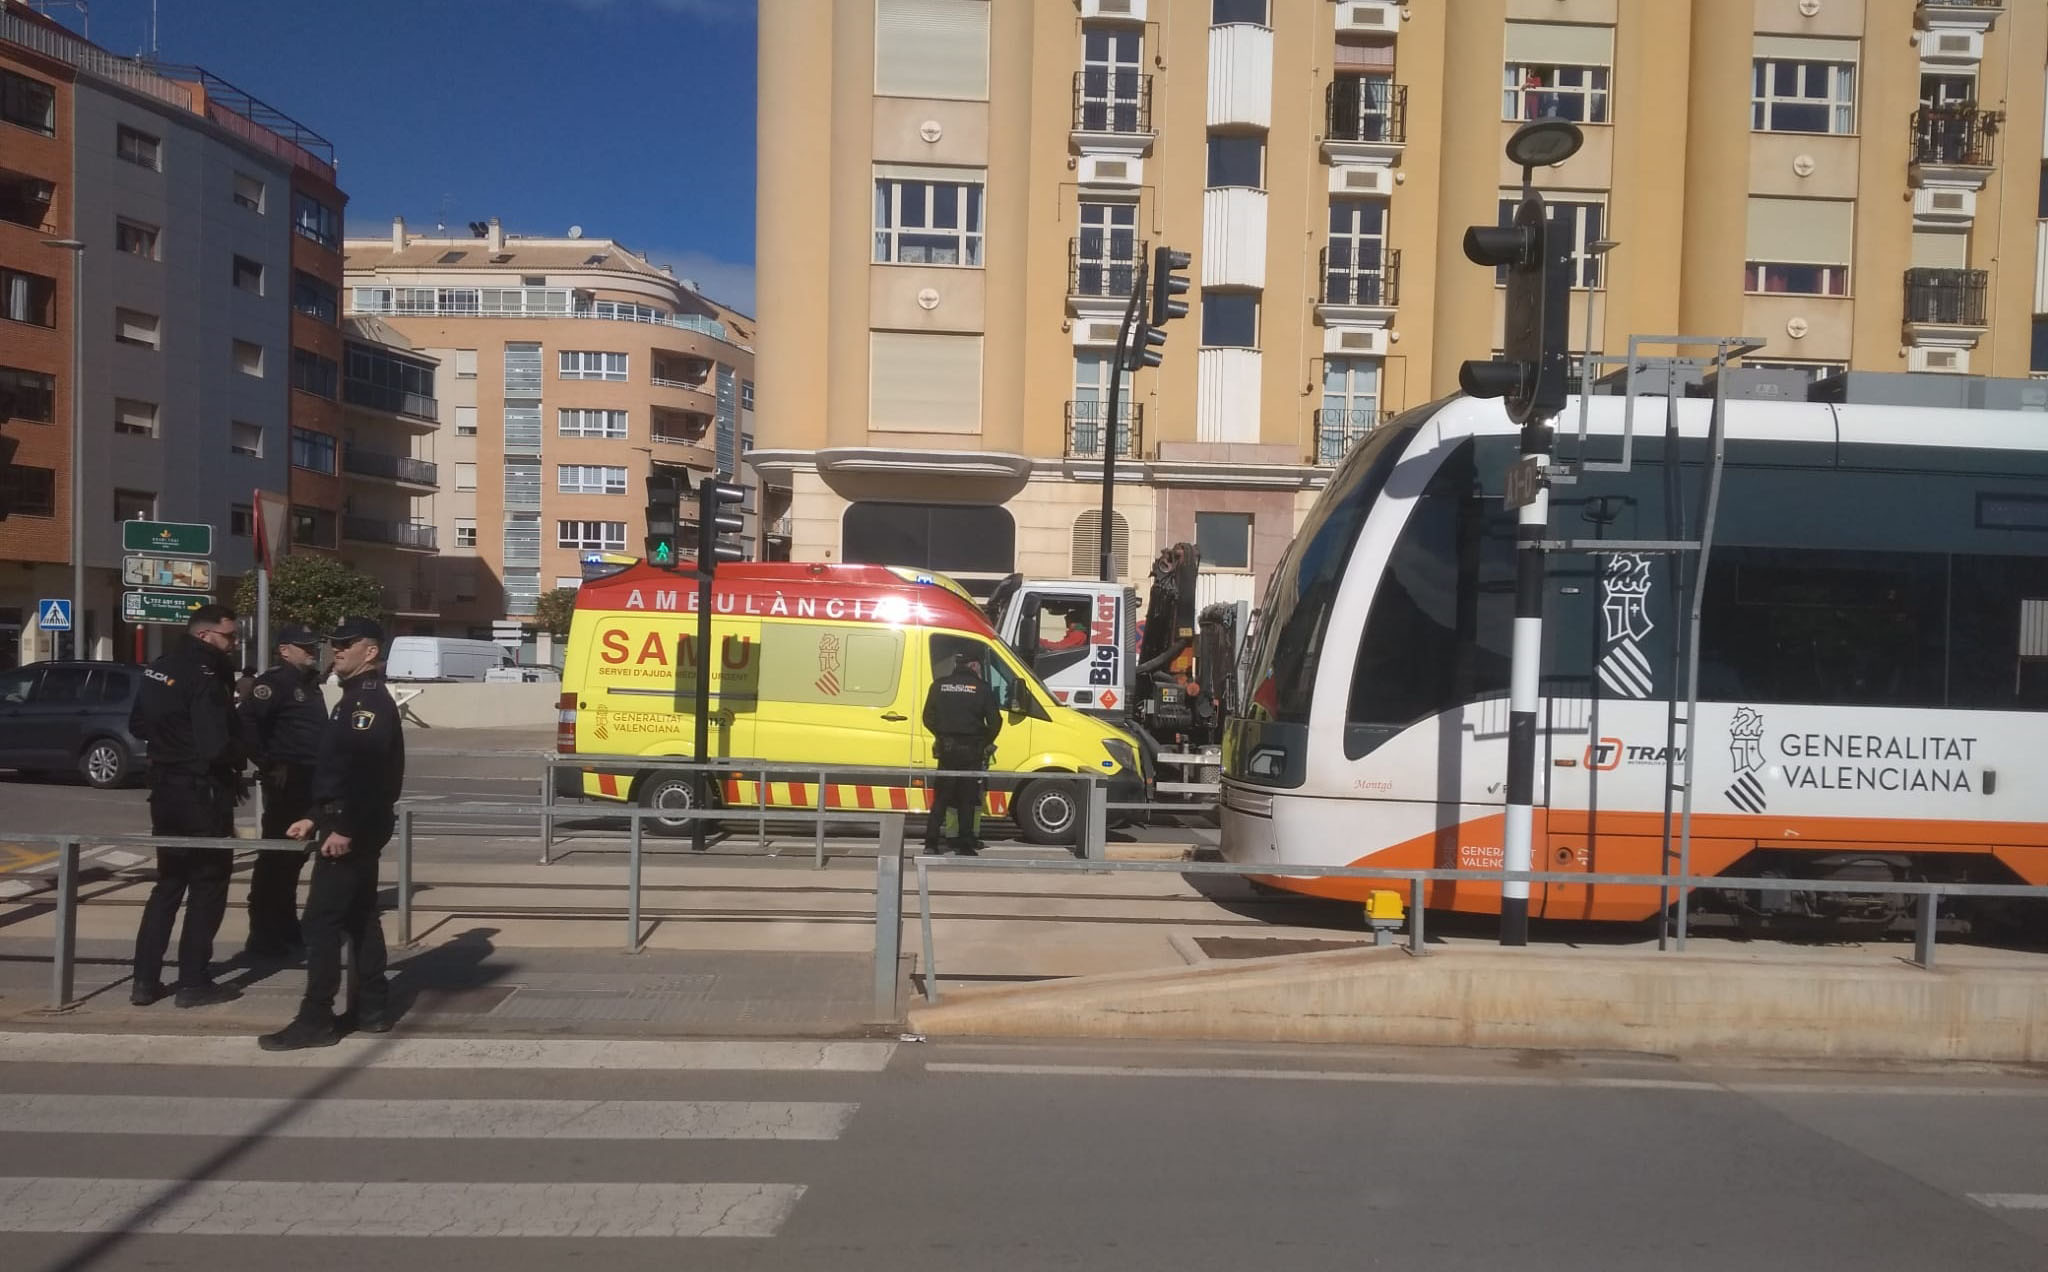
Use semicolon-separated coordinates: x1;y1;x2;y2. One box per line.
338;317;440;629
753;0;2048;604
0;0;349;665
342;221;757;635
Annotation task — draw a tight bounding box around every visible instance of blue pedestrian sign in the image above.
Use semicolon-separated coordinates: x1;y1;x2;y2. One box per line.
38;599;72;631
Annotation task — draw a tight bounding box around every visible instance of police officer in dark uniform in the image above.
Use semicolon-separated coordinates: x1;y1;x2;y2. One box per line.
236;623;325;959
259;617;406;1051
921;640;1004;856
129;603;246;1008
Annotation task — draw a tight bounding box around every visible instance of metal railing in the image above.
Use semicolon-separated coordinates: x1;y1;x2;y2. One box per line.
342;446;437;486
343;376;438;423
0;10;195;111
1904;267;1989;326
1319;247;1401;306
348;290;738;346
1065;400;1142;460
1920;0;2001;7
1068;236;1147;299
1071;69;1153;134
342;516;438;550
1313;407;1387;465
1326;78;1407;145
1911;106;2001;167
650;375;711;393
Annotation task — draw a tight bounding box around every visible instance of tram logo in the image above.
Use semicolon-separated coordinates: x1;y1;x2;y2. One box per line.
1725;706;1769;814
1598;553;1655;700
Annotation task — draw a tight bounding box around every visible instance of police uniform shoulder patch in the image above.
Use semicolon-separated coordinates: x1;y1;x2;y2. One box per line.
292;687;306;702
351;709;377;731
252;684;273;700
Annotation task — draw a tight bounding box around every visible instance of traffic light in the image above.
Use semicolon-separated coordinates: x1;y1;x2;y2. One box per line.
1149;246;1190;326
644;471;684;570
1458;191;1572;424
696;478;747;569
1125;321;1168;371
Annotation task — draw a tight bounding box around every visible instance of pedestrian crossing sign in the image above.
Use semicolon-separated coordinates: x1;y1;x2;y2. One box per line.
37;599;71;631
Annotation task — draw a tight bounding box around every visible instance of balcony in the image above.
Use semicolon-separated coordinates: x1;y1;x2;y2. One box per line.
1314;408;1389;467
347;288;740;348
1319;247;1401;308
1324;79;1407;164
1071;70;1154;142
1065;401;1142;461
1067;236;1146;311
342;376;438;425
343;517;437;552
1910;107;2002;197
342;446;437;488
1904;267;1988;327
386;587;437;617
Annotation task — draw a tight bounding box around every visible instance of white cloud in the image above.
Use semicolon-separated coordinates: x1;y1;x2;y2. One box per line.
644;249;756;314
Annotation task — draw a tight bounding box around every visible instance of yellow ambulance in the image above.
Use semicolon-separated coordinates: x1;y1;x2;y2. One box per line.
554;559;1147;843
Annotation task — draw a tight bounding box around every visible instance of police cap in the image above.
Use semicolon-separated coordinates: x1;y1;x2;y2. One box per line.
275;623;320;651
328;616;387;647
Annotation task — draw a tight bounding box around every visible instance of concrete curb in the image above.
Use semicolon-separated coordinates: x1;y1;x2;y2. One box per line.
907;945;2048;1063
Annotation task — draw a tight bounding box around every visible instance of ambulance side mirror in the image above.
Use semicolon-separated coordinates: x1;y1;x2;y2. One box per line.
1005;679;1025;713
1014;597;1041;660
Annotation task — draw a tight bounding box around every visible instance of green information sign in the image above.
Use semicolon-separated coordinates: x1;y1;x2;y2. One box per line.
123;590;211;625
121;520;212;557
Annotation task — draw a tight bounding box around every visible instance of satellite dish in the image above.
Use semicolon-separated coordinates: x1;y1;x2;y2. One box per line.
568;225;583;239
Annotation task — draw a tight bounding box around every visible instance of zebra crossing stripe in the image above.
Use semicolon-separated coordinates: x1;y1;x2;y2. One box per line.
0;1032;896;1072
0;1177;804;1238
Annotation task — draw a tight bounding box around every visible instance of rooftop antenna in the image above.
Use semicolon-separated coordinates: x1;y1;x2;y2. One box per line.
436;193;450;234
31;0;90;39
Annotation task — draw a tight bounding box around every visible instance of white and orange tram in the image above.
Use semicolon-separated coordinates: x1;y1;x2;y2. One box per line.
1221;387;2048;928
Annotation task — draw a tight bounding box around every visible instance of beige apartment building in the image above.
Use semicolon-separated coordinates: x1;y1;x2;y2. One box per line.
753;0;2048;603
342;221;757;636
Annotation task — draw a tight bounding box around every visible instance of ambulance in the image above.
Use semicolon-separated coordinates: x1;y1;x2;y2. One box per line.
554;558;1149;844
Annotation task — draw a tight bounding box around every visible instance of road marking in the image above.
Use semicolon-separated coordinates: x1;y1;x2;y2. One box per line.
0;1032;895;1072
1972;1194;2048;1210
0;845;58;874
0;1177;803;1238
0;1093;860;1140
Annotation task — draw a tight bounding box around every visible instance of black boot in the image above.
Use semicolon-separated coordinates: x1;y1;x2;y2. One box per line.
258;1017;341;1051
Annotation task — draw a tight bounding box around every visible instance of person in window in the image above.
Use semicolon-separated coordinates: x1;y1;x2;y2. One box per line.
1523;70;1547;121
1043;615;1089;653
921;644;1003;856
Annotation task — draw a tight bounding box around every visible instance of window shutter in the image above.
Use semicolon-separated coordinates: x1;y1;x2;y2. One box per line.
870;332;983;433
1070;509;1130;577
1334;42;1395;70
1753;35;1859;63
1911;229;1969;270
1746;197;1855;265
1504;22;1614;65
875;0;990;100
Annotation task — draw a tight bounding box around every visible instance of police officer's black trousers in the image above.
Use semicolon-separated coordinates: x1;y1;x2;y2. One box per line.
248;765;314;952
926;741;987;851
297;834;390;1026
133;772;235;990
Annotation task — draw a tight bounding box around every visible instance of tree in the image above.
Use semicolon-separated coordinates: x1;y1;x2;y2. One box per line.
533;587;578;638
233;554;384;639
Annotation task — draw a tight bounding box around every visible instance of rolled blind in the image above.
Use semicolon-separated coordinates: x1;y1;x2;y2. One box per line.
1746;197;1854;265
875;0;990;101
1911;228;1969;270
870;332;982;433
1504;22;1614;66
1753;35;1859;63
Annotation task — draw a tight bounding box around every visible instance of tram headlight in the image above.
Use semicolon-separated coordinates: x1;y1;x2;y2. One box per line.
1103;738;1139;776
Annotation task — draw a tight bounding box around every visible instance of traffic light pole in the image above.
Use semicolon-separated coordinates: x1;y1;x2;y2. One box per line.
692;529;714;853
1097;255;1147;583
1501;420;1552;946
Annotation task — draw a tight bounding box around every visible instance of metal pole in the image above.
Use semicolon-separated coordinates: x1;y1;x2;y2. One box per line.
1912;890;1937;969
692;490;716;852
538;757;555;865
1675;347;1733;953
1097;257;1147;583
51;839;78;1011
65;242;85;661
1500;422;1551;947
627;812;644;953
916;855;938;1003
872;813;905;1021
1407;877;1426;955
256;564;270;673
813;769;826;868
397;807;413;946
1084;775;1106;862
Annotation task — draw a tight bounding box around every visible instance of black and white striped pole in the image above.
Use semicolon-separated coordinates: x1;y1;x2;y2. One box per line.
1458;118;1583;946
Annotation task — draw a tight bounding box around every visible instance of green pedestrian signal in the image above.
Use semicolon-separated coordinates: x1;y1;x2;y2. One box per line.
650;539;673;565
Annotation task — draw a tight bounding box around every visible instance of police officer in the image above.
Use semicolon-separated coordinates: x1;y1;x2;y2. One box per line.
259;617;405;1051
921;641;1003;856
237;623;325;959
129;603;246;1008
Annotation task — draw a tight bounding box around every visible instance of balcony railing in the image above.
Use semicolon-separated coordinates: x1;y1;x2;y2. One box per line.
342;446;437;487
348;288;737;346
1903;267;1989;327
1072;69;1153;134
1326;79;1408;146
1319;247;1401;307
343;517;437;551
650;376;711;393
343;376;438;423
0;10;194;111
1912;106;2001;168
1314;408;1389;466
1065;401;1142;460
1920;0;2002;7
1068;236;1147;299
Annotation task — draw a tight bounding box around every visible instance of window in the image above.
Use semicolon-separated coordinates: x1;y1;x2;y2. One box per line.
452;566;479;601
233;256;266;295
1206;135;1264;188
117;125;161;170
115;218;159;259
1196;512;1253;571
0;168;54;229
2035;318;2048;376
1744;359;1848;383
0;366;56;422
114;398;158;437
558;350;628;381
504;567;541;616
292;271;338;323
454;462;478;492
1079;23;1145;132
1505;64;1610;123
230;504;253;537
454;405;477;436
0;464;56;516
844;502;1017;577
740;380;755;411
1074;201;1141;297
232;172;265;212
1325;199;1390;304
1212;0;1267;22
1745;196;1854;296
290;427;336;473
1745;263;1848;296
504;342;542;395
1753;56;1856;135
1;267;56;326
1320;357;1382;464
874;0;990;101
557;520;627;551
1;69;56;135
291;348;338;398
113;488;156;522
114;308;159;348
454;518;477;548
289;505;336;549
233;340;264;377
504;403;542;451
1071;351;1134;458
1495;196;1608;288
559;408;628;438
230;421;263;457
869;332;982;432
874;169;985;266
507;460;542;506
557;464;628;495
292;191;339;248
454;348;478;378
1201;291;1260;348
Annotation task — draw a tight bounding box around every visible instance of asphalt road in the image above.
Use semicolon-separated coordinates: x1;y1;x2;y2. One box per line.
0;1032;2042;1271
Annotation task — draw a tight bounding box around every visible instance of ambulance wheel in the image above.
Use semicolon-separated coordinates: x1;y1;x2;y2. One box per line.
1014;779;1079;847
636;772;715;836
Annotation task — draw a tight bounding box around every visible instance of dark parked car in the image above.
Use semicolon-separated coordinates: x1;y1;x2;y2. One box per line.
0;661;148;788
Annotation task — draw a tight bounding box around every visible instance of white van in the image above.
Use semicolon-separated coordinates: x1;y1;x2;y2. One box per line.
384;637;514;683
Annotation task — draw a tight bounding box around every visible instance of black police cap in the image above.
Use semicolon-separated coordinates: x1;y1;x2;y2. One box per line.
275;623;320;650
329;616;386;646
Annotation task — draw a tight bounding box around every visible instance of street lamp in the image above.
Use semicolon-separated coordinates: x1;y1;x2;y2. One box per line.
42;237;84;661
1581;239;1620;397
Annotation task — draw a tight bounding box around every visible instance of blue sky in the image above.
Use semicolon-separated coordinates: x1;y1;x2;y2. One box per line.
44;0;760;310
